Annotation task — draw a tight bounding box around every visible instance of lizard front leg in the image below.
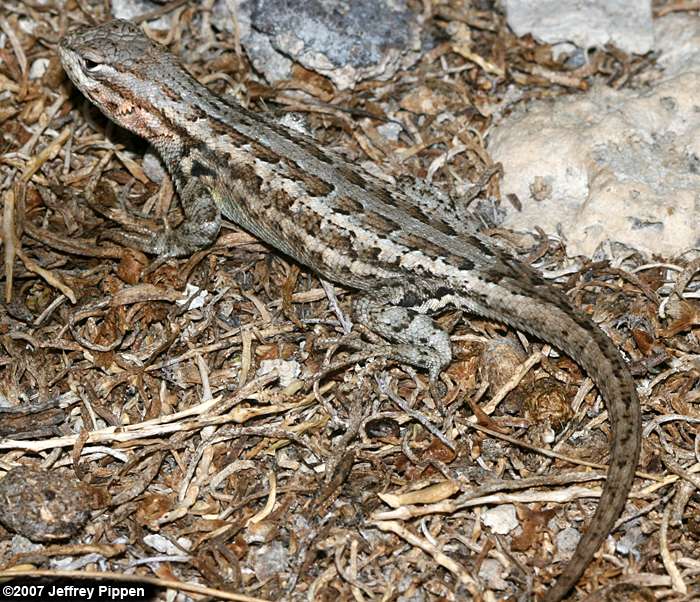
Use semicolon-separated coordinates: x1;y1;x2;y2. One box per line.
102;178;222;258
352;287;453;390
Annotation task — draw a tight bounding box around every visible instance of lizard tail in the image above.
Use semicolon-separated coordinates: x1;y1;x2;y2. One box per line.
471;285;641;601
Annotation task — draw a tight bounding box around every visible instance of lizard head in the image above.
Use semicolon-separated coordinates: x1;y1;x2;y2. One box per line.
58;19;187;139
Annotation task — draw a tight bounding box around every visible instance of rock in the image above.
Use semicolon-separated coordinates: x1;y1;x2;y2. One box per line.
235;0;422;90
477;558;510;591
483;504;519;535
111;0;175;29
489;14;700;258
504;0;654;56
0;466;96;542
253;541;288;581
554;526;581;559
257;358;301;387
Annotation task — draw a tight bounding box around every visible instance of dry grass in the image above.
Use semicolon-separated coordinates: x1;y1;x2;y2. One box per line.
0;1;698;600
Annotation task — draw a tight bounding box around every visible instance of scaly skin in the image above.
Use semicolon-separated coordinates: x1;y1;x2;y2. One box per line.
58;20;642;600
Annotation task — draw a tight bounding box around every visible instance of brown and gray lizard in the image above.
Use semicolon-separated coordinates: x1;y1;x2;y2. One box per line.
57;19;641;601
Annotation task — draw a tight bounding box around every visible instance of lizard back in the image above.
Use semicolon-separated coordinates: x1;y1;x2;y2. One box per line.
58;20;642;601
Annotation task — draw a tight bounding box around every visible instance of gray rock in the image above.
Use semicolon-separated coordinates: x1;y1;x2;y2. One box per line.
489;14;700;258
555;526;581;558
504;0;654;56
253;541;289;581
238;0;422;89
111;0;175;29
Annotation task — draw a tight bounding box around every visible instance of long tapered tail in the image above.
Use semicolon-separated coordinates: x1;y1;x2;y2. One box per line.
471;280;641;601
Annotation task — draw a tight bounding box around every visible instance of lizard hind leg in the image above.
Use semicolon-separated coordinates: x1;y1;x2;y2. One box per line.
352;292;453;392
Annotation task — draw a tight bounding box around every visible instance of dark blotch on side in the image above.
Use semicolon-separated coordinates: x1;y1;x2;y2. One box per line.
364;212;399;236
465;234;495;257
281;158;334;197
334;195;364;215
434;286;455;299
400;233;448;261
397;289;421;308
459;257;475;270
191;160;216;178
251;141;283;164
336;163;370;188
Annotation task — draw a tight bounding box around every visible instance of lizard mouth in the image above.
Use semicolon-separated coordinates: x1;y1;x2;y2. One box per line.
57;46;87;96
57;46;79;83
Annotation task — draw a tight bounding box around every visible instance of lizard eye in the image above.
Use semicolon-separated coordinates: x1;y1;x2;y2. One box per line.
83;58;102;72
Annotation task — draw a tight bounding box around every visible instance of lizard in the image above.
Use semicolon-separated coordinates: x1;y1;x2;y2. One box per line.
57;19;641;601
